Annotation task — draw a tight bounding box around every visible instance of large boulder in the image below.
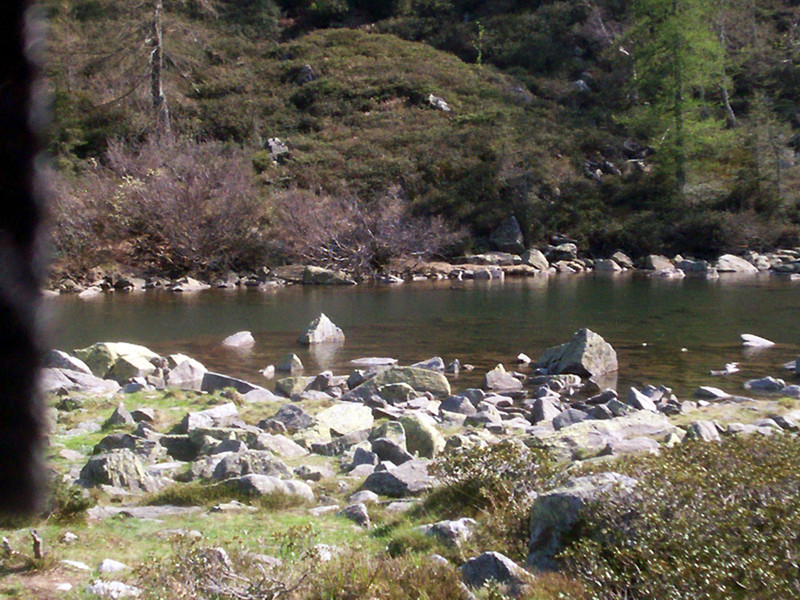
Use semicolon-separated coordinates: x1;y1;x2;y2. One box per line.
344;367;451;400
302;266;355;285
535;328;618;378
399;413;445;458
316;402;374;436
716;254;758;273
490;216;525;254
79;450;159;493
528;473;638;569
210;451;292;481
44;350;93;375
73;342;159;379
165;357;207;391
520;249;549;271
298;313;346;345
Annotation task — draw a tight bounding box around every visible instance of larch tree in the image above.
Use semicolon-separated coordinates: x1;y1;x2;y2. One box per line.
627;0;727;190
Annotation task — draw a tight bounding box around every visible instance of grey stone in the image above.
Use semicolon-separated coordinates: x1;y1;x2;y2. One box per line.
641;255;673;271
520;249;549;271
208;450;291;481
536;328;618;378
179;403;239;433
490;216;525;254
79;450;159;493
529;473;637;569
599;436;660;456
440;396;478;416
316;402;374;436
716;254;758;273
461;551;533;593
527;398;560;423
105;403;135;427
377;382;418;403
261;404;315;433
593;259;622;272
275;376;314;397
298;313;346;345
339;503;370;527
626;387;657;412
399;413;445;458
743;376;786;392
482;364;523;393
344;367;451;400
233;475;314;502
684;420;721;442
294;464;335;482
362;459;435;497
166;357;207;391
371;437;413;465
254;433;308;458
201;372;264;394
419;517;477;547
548;243;578;262
411;356;446;372
611;251;633;268
352;447;379;468
276;353;304;374
349;490;379;504
45;349;93;375
552;408;589;430
695;386;730;400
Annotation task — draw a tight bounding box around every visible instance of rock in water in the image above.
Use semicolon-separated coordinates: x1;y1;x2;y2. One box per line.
535;329;618;378
221;331;255;348
741;334;775;348
298;313;345;345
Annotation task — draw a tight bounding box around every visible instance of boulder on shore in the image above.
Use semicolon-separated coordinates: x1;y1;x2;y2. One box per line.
535;328;618;378
344;366;451;400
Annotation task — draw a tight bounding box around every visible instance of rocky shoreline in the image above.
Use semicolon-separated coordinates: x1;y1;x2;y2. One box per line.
37;315;800;597
46;243;800;297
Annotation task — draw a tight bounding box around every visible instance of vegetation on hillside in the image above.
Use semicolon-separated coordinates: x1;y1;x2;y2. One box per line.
43;0;800;278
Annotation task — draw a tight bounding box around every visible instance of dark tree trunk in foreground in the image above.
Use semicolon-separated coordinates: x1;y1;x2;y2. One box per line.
0;0;46;515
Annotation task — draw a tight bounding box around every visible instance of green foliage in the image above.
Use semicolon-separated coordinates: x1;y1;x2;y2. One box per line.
563;435;800;600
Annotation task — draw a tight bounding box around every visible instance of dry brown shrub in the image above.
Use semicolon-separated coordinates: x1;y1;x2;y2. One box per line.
269;186;464;276
50;137;268;276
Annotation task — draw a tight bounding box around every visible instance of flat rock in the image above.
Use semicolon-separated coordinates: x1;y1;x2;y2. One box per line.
316;402;374;436
201;372;265;394
717;254;758;273
345;366;451;400
233;474;314;502
482;364;523;393
179;402;239;433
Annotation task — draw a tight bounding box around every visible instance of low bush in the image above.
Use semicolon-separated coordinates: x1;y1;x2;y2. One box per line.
269;186;465;276
426;441;559;562
51;138;269;277
563;435;800;600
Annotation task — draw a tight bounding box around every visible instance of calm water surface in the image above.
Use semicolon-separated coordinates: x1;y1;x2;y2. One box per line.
45;273;800;397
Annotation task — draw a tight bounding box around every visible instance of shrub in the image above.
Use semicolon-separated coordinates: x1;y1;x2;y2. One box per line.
51;138;269;277
426;440;559;561
269;186;465;276
562;435;800;600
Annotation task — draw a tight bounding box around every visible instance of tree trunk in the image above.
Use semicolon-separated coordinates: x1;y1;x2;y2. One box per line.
150;0;170;136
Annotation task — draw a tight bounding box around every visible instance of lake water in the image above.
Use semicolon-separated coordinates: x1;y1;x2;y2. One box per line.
44;273;800;397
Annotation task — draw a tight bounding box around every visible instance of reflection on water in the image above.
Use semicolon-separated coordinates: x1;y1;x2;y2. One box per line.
44;273;800;397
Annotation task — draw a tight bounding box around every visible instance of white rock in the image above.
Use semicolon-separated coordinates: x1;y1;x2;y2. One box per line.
222;331;255;348
86;580;141;598
741;334;775;348
61;559;92;572
98;559;130;574
56;583;73;591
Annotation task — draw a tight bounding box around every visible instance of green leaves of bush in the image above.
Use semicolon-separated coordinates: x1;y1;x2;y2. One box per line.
563;435;800;600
